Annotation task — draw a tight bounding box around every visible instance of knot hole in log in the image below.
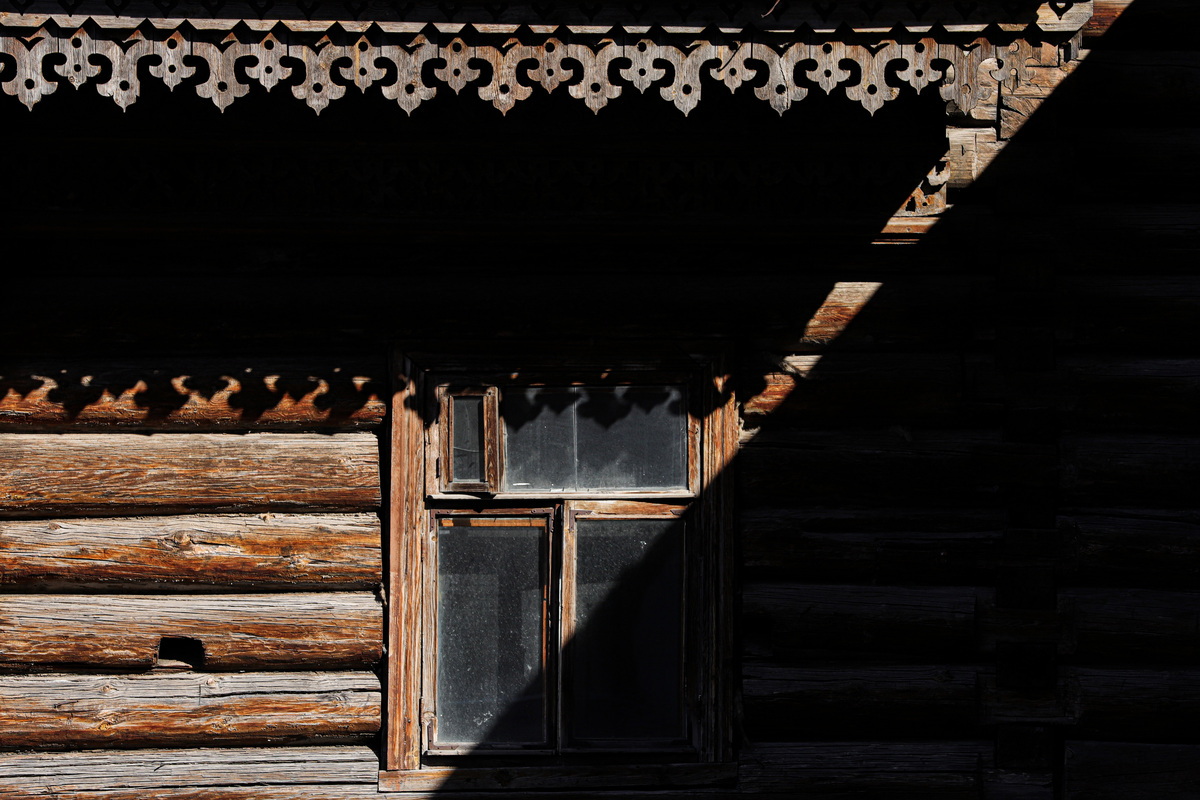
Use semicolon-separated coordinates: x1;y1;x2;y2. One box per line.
157;636;206;669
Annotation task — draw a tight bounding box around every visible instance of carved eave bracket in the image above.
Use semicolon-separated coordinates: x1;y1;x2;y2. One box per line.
0;1;1091;116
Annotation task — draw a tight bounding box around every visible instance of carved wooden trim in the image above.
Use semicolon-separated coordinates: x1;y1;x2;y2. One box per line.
0;23;1084;115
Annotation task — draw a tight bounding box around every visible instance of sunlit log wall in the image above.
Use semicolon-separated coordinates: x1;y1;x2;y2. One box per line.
0;360;388;798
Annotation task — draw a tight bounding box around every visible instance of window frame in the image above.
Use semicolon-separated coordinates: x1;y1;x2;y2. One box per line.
382;349;737;792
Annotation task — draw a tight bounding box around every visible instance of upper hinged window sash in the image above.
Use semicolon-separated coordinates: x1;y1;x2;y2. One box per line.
436;386;501;494
428;380;700;500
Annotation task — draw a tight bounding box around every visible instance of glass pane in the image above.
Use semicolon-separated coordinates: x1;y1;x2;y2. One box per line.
568;517;684;743
502;386;687;492
502;388;577;491
450;395;485;484
576;387;686;490
436;518;546;747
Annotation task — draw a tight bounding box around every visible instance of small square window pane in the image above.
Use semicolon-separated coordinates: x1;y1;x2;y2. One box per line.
450;395;485;484
502;388;577;491
576;387;686;490
436;518;546;747
567;517;684;744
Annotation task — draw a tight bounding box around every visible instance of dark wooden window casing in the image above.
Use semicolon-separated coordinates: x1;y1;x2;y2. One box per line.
382;351;737;792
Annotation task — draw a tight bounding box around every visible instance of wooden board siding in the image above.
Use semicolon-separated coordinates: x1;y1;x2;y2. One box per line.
0;671;380;748
0;358;387;431
0;513;381;588
0;433;380;517
0;593;382;670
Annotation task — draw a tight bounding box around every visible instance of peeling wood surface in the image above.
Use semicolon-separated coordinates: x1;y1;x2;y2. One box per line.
0;746;379;797
0;671;380;748
0;593;382;670
0;358;386;431
0;433;380;518
0;513;380;588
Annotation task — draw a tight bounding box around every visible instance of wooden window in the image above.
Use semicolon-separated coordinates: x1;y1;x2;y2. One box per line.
383;352;736;792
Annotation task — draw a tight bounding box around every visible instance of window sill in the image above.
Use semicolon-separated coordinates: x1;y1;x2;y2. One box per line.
378;763;737;792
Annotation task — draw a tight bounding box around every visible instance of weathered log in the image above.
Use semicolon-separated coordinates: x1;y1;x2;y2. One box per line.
0;746;379;799
1062;435;1200;508
740;507;1001;583
0;593;382;670
757;276;994;354
741;353;993;428
1057;276;1200;350
742;584;979;660
1060;357;1200;432
0;513;381;588
0;670;380;748
0;358;386;431
0;433;380;517
739;429;1054;509
1060;509;1200;590
1066;588;1200;662
741;664;980;739
1064;742;1200;800
1067;668;1200;739
737;741;990;795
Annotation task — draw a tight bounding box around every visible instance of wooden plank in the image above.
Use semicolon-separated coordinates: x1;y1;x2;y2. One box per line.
1085;0;1134;38
0;593;381;670
0;358;386;431
742;664;979;739
1085;0;1200;41
0;513;380;588
386;354;423;772
740;507;1001;583
0;433;380;517
738;741;990;795
0;746;379;797
1064;742;1200;799
0;670;380;748
742;583;979;660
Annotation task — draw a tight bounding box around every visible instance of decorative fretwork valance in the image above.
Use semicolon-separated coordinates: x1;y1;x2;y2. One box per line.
0;1;1090;114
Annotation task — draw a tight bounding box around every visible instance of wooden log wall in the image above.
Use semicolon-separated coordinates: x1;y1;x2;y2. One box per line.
733;2;1200;797
3;2;1197;795
0;359;387;796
